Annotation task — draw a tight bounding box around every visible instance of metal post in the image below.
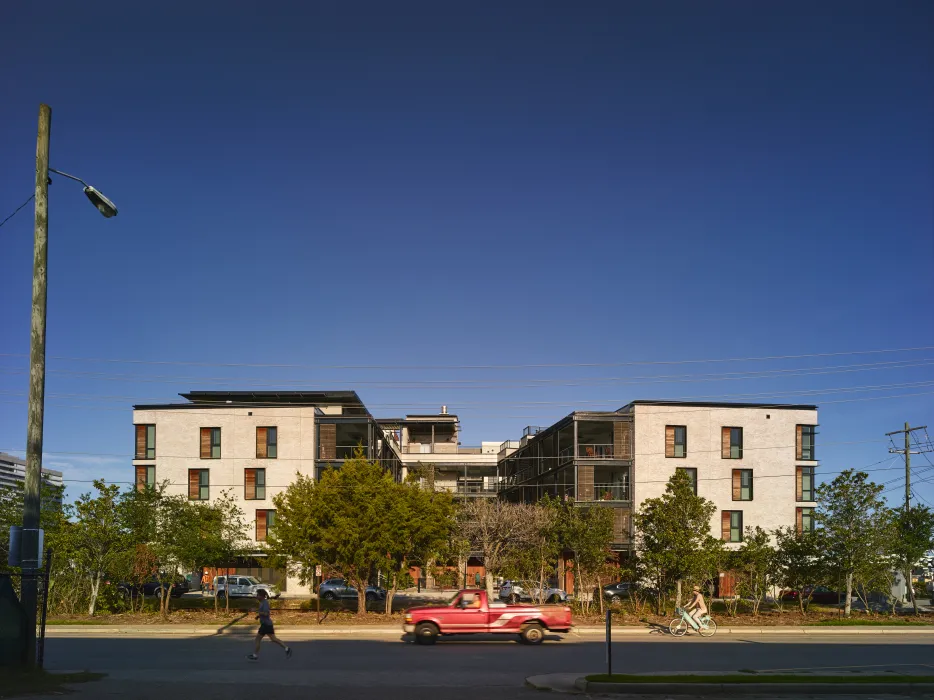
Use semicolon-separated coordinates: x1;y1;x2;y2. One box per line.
905;422;911;513
38;548;52;669
23;103;51;668
606;608;612;676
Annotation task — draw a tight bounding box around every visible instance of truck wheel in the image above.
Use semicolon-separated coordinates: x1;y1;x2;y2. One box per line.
519;623;545;645
414;622;438;645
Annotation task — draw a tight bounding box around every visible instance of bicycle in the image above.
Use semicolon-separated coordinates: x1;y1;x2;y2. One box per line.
669;606;717;637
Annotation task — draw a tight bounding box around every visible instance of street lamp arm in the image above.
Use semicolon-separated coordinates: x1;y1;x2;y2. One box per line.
48;167;90;187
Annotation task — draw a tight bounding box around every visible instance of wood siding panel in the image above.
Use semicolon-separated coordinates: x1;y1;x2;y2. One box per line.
796;467;803;501
721;427;731;459
796;425;803;460
188;470;200;500
319;424;336;460
721;511;731;541
612;507;629;543
245;468;257;500
578;464;594;501
665;426;675;458
796;507;803;534
256;510;268;542
613;421;632;460
732;470;742;500
135;466;147;492
135;425;147;459
256;428;267;459
200;428;211;459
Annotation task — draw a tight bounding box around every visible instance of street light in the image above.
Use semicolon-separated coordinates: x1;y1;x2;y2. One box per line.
20;104;117;669
48;168;118;218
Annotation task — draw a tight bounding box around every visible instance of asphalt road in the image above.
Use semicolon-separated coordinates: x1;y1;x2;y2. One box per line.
38;631;934;699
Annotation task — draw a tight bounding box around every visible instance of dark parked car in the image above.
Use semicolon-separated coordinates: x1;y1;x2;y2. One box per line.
603;582;636;603
780;586;842;605
118;576;190;600
318;578;386;601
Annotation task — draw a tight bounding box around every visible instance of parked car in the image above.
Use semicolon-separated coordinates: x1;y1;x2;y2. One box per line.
603;581;636;603
118;576;190;600
780;585;842;605
405;589;572;645
318;578;386;601
499;580;566;603
213;575;281;599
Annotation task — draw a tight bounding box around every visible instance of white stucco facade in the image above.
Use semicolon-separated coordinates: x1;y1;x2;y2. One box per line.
630;402;819;545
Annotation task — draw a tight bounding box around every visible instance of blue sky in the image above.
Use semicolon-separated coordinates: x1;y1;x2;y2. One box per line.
0;1;932;502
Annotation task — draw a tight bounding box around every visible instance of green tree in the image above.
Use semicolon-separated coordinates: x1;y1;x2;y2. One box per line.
890;505;934;615
148;493;209;616
269;455;397;615
201;490;250;615
633;469;717;614
731;526;773;616
60;480;127;616
816;470;890;616
563;504;615;615
773;526;824;615
499;501;558;604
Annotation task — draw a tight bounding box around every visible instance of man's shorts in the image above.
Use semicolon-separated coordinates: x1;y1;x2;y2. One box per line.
258;623;275;637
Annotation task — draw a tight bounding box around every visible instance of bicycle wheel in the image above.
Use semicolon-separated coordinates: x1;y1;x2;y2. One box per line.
698;618;717;637
668;618;688;637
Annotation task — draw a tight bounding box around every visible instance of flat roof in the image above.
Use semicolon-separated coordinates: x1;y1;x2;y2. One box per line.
622;400;818;411
134;390;366;410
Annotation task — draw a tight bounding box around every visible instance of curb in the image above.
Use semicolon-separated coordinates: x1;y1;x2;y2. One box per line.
581;680;934;695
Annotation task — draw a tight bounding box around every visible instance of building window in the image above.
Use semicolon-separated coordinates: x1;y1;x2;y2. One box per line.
135;424;156;459
797;507;815;534
721;510;743;542
245;468;266;500
797;425;816;461
256;509;276;542
189;469;209;500
135;465;155;492
256;427;277;459
733;469;753;501
678;467;697;495
201;427;221;459
722;427;743;459
797;466;815;502
666;425;687;458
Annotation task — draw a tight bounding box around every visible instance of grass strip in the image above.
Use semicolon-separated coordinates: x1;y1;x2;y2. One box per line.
586;674;934;684
0;670;105;698
809;618;931;626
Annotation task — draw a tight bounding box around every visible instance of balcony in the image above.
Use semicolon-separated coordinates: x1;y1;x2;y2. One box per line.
578;443;614;459
593;482;631;502
498;440;521;457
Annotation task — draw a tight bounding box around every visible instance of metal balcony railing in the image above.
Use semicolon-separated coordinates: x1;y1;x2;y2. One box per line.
578;443;614;458
593;482;631;502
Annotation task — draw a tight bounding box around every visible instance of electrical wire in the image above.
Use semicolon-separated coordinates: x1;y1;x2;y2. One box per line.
0;194;34;229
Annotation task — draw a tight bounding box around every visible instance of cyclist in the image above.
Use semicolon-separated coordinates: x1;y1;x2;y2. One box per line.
684;585;707;630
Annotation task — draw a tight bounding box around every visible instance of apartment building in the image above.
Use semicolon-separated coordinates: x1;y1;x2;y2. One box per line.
379;407;503;498
499;401;819;568
0;452;64;493
131;390;402;594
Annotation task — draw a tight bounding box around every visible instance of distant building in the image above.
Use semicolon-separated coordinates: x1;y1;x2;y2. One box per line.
0;452;64;492
378;407;503;499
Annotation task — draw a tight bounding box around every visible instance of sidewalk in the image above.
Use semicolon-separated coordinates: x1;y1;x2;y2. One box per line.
45;624;934;638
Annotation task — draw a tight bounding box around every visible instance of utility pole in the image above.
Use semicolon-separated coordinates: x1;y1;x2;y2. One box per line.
22;103;51;667
887;422;931;611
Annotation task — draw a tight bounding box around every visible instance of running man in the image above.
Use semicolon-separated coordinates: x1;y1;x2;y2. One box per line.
247;589;292;661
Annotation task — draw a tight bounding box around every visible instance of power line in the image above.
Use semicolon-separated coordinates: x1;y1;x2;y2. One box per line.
0;194;34;229
1;344;933;371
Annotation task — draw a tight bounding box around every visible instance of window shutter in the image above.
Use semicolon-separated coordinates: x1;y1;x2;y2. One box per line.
189;470;200;499
721;427;731;458
721;511;731;541
732;470;741;500
245;468;256;500
256;510;268;542
665;426;675;458
795;467;803;501
578;464;594;501
200;428;211;458
796;425;803;460
136;425;147;459
319;424;337;460
614;421;632;460
135;466;147;492
796;507;803;535
256;428;267;459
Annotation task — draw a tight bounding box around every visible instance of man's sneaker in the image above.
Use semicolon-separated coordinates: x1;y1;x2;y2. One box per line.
285;647;293;659
247;654;259;661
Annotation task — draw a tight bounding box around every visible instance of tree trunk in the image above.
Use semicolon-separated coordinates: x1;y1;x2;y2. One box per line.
597;573;605;616
88;574;100;616
908;568;918;615
163;583;175;617
485;571;495;600
386;577;397;616
845;572;853;617
675;579;682;609
357;586;367;616
214;587;219;616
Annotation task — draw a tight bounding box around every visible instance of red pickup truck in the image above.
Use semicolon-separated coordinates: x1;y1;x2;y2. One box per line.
404;589;572;645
